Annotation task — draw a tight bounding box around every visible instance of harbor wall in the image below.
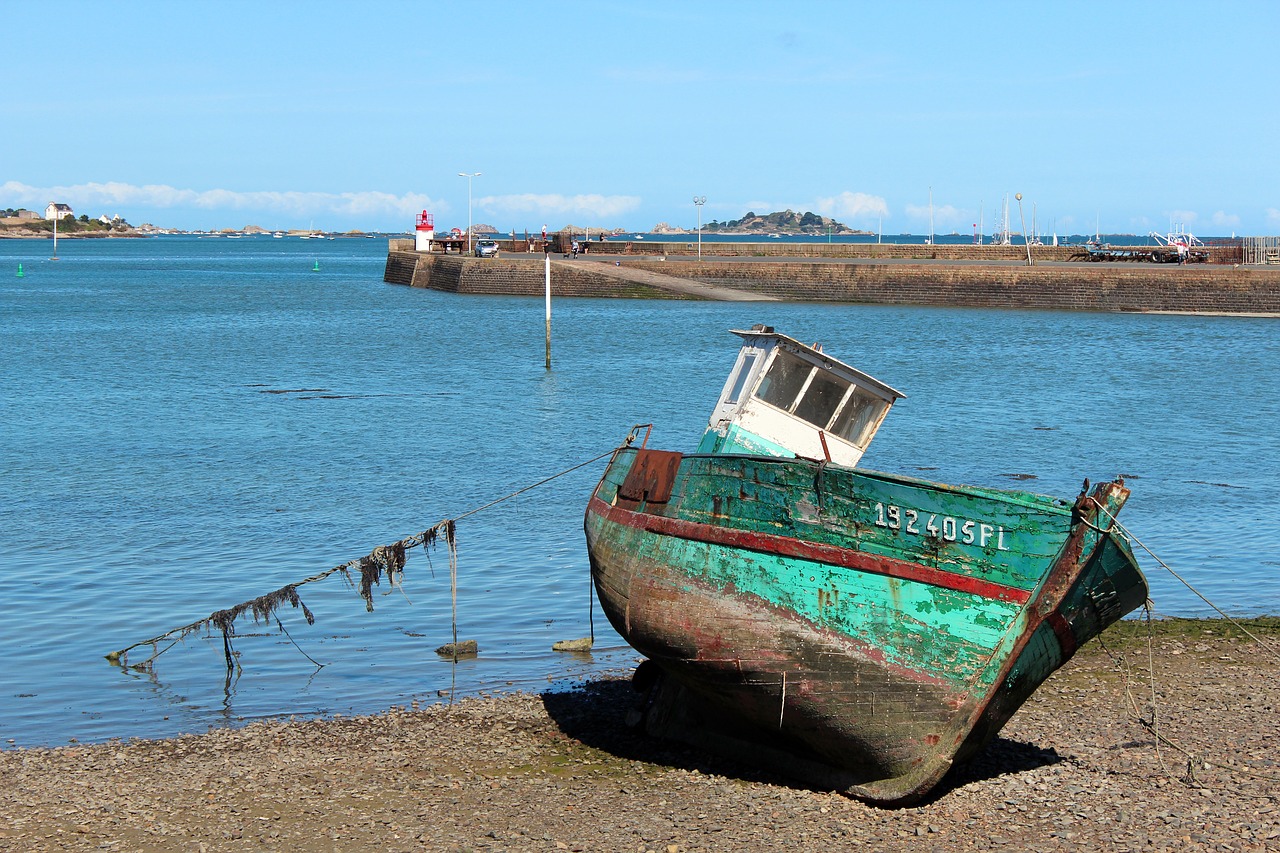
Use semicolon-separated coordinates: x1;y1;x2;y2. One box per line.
388;237;1077;261
539;240;1080;262
388;236;1076;262
383;252;695;299
384;250;1280;314
624;260;1280;314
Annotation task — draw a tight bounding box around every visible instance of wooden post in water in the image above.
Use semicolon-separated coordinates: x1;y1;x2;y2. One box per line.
544;252;552;370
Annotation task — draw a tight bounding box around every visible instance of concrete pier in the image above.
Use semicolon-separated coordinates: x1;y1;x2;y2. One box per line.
385;241;1280;316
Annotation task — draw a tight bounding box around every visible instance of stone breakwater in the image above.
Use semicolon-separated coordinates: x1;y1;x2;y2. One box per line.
545;239;1078;262
385;248;1280;315
385;252;698;300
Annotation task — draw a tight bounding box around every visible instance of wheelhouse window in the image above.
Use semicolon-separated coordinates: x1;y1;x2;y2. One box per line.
830;386;887;448
793;370;846;429
725;354;757;404
753;347;891;449
755;350;812;410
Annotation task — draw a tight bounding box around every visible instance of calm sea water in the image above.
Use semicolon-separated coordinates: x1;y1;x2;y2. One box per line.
1;236;1276;748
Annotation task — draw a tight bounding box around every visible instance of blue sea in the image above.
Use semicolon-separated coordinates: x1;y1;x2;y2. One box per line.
1;235;1276;748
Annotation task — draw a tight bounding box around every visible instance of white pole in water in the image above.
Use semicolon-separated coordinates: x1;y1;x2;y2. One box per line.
693;195;706;260
928;186;934;245
458;171;481;254
544;251;552;370
52;214;58;259
1016;192;1033;266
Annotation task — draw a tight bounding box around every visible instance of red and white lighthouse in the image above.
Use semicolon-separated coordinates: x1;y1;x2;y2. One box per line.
415;211;435;252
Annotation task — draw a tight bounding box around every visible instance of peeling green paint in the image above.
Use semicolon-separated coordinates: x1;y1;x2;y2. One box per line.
586;444;1148;804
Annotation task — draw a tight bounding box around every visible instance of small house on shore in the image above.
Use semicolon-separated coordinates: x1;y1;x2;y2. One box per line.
45;202;74;221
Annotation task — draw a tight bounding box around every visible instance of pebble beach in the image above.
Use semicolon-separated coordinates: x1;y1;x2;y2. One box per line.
1;619;1276;852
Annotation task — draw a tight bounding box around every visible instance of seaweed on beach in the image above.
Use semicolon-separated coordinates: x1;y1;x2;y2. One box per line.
106;522;457;674
104;443;612;677
200;584;316;670
358;542;408;611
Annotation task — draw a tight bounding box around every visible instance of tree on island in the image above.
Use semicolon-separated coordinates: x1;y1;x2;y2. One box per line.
701;209;869;236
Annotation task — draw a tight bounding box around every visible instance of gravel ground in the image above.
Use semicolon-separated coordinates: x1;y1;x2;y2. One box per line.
2;619;1277;852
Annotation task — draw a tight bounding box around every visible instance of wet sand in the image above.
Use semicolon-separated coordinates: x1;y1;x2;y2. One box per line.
2;619;1277;851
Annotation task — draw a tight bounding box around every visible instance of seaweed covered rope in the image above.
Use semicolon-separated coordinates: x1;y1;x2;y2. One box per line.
105;446;621;674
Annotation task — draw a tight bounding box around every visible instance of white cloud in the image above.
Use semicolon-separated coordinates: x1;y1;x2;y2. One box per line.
813;191;889;223
1210;210;1241;229
904;203;969;231
476;193;641;221
739;200;775;215
1268;208;1280;228
1166;209;1198;228
0;180;442;222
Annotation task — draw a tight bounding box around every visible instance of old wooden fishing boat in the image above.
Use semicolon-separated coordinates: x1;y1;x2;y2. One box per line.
583;325;1148;805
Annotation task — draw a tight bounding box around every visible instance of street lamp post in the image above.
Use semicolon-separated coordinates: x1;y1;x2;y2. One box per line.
458;172;481;254
693;196;706;261
1016;192;1032;266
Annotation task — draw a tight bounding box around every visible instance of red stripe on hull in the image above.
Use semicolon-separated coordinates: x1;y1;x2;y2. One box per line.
589;494;1031;605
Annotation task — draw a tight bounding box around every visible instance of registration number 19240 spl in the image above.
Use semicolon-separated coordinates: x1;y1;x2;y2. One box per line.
872;502;1009;551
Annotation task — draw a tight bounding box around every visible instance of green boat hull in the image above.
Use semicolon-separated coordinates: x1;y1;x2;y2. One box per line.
584;445;1147;804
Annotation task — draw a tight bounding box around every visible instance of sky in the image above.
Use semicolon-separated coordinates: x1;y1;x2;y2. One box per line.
4;1;1277;236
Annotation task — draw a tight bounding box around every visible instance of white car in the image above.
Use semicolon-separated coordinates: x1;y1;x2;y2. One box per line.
474;240;499;258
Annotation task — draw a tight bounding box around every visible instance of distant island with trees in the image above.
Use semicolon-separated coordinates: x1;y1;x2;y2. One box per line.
652;209;871;236
0;208;140;238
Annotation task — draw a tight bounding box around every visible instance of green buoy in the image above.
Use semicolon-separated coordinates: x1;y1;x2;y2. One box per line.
16;263;23;277
312;259;320;271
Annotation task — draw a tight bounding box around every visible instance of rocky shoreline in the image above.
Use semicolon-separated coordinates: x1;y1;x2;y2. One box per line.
0;230;145;239
2;619;1277;851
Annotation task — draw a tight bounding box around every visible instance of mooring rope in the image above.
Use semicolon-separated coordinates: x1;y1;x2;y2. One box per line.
1095;597;1280;790
1086;497;1280;662
1085;499;1280;789
105;445;621;673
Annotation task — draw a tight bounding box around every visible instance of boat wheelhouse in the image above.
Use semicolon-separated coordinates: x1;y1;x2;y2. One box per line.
695;326;904;467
